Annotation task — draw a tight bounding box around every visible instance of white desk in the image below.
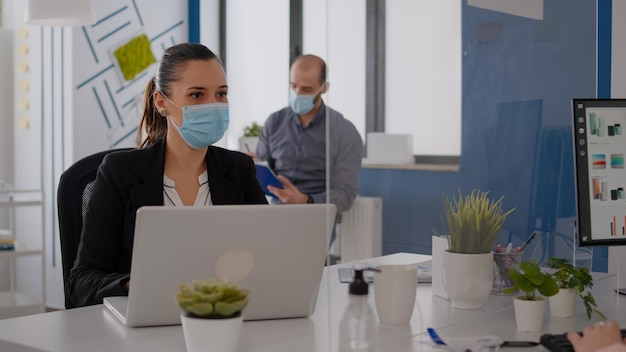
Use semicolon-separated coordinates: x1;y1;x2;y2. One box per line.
0;253;623;352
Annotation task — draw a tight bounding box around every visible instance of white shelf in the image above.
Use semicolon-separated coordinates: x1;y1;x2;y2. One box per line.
0;189;45;318
0;242;43;258
0;190;43;207
0;291;45;319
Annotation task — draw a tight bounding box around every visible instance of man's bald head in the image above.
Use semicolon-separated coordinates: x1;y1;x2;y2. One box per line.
291;55;327;84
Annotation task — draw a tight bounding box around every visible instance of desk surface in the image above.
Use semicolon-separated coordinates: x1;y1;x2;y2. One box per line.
0;253;623;352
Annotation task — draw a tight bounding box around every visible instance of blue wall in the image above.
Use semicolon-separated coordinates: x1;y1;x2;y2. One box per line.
359;1;609;270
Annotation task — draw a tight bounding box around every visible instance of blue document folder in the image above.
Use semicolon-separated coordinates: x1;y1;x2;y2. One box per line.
255;163;283;196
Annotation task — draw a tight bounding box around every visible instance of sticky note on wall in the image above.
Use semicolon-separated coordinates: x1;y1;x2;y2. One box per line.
113;34;156;81
18;26;29;39
18;116;30;129
18;97;29;110
17;43;29;55
17;61;29;72
18;79;29;92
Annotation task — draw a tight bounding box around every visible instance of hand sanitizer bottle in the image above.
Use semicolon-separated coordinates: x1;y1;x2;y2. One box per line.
339;268;377;351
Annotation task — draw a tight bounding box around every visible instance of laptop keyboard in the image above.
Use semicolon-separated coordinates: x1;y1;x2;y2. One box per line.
540;328;626;352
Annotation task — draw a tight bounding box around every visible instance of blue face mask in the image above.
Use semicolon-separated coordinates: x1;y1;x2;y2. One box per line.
166;100;230;149
289;85;324;115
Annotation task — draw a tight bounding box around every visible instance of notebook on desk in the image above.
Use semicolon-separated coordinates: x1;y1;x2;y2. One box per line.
103;203;337;327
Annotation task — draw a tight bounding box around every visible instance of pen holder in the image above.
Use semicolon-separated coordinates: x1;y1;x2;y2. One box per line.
491;252;522;295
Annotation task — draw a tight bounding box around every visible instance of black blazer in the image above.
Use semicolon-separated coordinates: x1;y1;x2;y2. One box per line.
67;139;267;307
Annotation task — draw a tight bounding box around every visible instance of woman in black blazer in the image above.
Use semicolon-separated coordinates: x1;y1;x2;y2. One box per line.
68;43;267;307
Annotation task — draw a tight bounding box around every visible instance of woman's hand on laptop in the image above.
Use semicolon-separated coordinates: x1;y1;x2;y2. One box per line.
268;175;309;204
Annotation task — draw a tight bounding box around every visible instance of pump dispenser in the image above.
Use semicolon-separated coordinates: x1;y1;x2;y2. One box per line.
339;268;377;352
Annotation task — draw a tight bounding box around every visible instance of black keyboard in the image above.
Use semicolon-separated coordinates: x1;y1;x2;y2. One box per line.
540;328;626;352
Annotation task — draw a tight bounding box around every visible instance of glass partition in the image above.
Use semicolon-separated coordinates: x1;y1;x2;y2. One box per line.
204;0;599;348
217;0;599;269
352;0;598;268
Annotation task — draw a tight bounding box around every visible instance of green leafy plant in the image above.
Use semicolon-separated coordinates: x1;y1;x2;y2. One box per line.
175;279;249;319
243;122;262;137
547;257;606;320
504;260;559;300
443;189;516;254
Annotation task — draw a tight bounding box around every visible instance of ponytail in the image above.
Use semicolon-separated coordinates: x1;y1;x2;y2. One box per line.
136;78;167;148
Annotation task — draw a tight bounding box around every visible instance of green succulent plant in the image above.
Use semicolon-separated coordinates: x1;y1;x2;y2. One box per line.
443;189;515;254
175;279;249;319
504;260;559;300
243;122;262;137
547;257;606;320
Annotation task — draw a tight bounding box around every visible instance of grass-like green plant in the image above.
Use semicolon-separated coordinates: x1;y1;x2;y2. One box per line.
175;279;249;319
547;257;606;320
444;189;515;254
243;122;262;137
504;260;559;300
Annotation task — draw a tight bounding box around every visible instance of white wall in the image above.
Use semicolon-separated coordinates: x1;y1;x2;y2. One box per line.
223;0;289;152
303;0;366;142
609;0;626;288
386;0;461;156
0;29;14;291
72;0;188;161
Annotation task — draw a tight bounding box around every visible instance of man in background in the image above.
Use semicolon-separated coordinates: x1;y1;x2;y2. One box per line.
250;54;362;215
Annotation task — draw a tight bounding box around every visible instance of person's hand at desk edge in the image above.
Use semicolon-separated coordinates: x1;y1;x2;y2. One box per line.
568;321;626;352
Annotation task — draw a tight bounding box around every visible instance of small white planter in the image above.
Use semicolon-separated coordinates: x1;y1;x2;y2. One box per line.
443;250;494;309
180;314;243;352
239;136;259;153
513;296;546;332
549;288;577;318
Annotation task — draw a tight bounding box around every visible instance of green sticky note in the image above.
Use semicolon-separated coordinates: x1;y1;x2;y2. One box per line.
114;34;156;81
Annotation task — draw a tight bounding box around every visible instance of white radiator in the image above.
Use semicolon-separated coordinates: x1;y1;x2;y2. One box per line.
338;197;383;263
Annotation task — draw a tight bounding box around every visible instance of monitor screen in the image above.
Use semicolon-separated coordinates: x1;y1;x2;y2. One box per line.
573;99;626;246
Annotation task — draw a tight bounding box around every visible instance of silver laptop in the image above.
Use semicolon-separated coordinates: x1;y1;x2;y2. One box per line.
103;203;336;327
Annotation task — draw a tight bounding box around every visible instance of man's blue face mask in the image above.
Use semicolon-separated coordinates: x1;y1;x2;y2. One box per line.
289;84;325;115
163;95;229;149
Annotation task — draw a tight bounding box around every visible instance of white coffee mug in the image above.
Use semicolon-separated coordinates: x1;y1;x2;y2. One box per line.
373;264;418;324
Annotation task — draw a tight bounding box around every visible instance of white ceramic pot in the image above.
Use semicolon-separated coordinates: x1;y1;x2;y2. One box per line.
549;288;577;318
513;296;546;332
180;314;243;352
239;136;259;153
442;250;493;309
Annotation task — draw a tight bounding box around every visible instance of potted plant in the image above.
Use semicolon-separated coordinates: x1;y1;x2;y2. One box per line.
546;257;606;319
239;121;262;153
441;189;515;309
504;260;559;332
175;278;249;352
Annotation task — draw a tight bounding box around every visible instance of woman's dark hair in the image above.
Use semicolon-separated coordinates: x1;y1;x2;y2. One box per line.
137;43;219;148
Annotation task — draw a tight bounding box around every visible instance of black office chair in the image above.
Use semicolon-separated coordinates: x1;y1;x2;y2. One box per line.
57;148;132;309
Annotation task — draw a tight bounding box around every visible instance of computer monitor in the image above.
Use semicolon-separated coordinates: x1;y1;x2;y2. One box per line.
572;99;626;247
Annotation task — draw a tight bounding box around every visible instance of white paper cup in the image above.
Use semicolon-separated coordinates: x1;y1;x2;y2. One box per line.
373;264;418;324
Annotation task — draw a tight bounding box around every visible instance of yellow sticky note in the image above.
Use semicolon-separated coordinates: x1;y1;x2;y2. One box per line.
16;61;29;72
18;26;29;39
17;43;29;55
18;116;30;129
18;79;29;92
18;97;29;110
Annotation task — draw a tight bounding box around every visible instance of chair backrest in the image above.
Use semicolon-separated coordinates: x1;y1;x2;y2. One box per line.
57;148;132;309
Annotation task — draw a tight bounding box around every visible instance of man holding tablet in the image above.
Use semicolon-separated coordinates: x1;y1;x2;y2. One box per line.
249;55;362;215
